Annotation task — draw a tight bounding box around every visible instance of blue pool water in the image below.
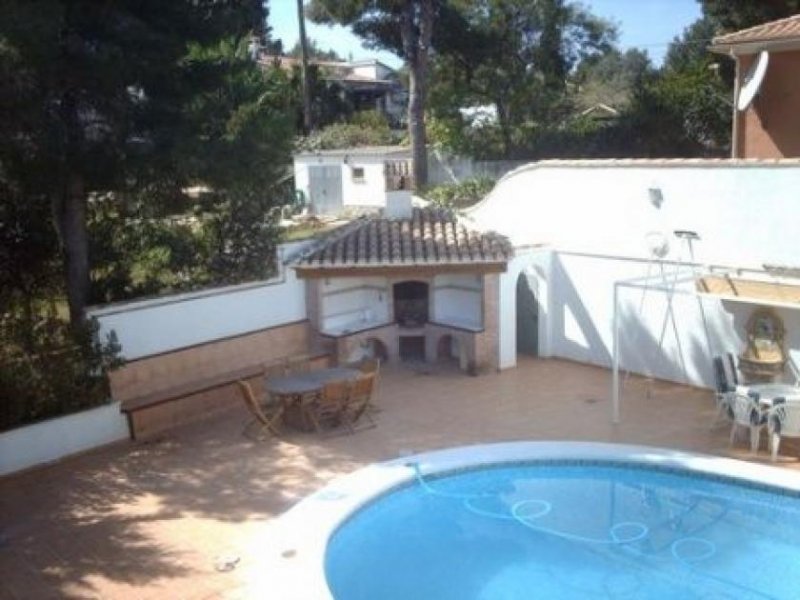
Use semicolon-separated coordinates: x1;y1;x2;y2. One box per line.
325;462;800;599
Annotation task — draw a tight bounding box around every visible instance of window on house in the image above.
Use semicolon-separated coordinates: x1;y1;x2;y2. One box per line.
352;167;365;182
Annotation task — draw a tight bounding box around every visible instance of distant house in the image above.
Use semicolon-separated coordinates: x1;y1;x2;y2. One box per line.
260;55;406;125
293;146;412;216
711;14;800;158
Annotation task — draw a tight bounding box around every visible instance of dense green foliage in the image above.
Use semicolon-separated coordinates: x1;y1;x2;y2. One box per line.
297;110;401;150
1;0;292;322
430;0;616;158
423;177;496;210
700;0;800;32
0;1;296;429
0;315;123;432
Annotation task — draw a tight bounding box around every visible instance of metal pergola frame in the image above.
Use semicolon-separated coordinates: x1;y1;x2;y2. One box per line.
611;264;800;424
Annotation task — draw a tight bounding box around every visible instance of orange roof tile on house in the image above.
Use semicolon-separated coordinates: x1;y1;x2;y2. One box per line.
294;207;512;275
711;14;800;54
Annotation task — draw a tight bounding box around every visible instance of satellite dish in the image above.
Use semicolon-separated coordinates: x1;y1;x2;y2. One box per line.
737;50;769;112
645;232;670;260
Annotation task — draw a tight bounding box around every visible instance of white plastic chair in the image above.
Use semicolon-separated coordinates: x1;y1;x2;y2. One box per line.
767;400;800;462
729;392;766;453
712;356;735;428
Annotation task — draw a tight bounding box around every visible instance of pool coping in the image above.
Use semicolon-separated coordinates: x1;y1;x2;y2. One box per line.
256;442;800;599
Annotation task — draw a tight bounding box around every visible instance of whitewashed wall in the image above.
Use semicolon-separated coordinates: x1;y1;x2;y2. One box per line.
432;273;483;329
468;160;800;269
498;249;553;369
294;153;407;213
88;242;310;361
319;276;390;335
475;160;800;385
0;402;129;476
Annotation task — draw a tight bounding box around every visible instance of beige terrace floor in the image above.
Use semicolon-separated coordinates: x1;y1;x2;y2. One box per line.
2;356;799;599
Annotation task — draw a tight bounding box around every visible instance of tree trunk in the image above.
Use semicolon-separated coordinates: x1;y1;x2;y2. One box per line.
52;174;90;326
401;0;434;190
297;0;313;133
495;98;514;158
407;63;428;189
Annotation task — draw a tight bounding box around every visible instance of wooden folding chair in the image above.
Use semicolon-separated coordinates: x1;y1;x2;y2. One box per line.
357;358;381;414
237;380;283;440
308;380;350;435
342;373;377;433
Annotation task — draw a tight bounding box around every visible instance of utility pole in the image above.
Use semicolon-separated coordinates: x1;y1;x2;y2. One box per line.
297;0;313;133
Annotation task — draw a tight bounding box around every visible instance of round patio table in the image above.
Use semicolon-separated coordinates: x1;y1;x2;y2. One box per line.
266;367;361;431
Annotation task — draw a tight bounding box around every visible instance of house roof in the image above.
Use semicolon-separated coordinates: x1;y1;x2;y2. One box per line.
294;146;411;159
710;14;800;54
293;207;512;276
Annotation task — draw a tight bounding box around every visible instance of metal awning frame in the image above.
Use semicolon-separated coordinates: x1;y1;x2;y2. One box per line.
611;263;800;424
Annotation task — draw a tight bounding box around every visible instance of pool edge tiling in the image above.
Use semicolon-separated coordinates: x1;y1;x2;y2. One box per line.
263;442;800;600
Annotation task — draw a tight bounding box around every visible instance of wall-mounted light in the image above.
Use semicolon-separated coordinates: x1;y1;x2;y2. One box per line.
648;187;664;209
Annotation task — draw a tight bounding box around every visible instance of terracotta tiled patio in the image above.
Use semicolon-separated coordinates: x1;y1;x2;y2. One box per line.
2;357;798;599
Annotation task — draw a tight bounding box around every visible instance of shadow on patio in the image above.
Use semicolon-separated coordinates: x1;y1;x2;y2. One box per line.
1;357;797;599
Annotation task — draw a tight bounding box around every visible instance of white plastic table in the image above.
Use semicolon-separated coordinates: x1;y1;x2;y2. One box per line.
749;383;800;407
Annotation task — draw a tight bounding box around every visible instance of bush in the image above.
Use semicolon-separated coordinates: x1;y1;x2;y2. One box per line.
423;177;496;209
0;314;124;432
297;110;403;151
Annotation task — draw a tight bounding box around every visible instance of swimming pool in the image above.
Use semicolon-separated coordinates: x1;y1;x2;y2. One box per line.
273;443;800;599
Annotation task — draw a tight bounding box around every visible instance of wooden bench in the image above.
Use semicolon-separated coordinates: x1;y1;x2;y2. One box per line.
120;353;331;440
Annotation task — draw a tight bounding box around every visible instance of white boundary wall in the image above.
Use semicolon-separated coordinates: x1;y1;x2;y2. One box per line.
469;159;800;269
0;402;128;476
88;241;311;360
470;160;800;386
1;243;311;477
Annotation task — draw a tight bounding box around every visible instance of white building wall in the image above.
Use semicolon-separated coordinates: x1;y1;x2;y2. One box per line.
341;157;387;208
294;154;399;214
351;63;379;80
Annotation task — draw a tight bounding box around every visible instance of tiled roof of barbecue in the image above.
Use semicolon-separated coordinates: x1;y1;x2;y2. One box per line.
711;14;800;53
294;207;512;269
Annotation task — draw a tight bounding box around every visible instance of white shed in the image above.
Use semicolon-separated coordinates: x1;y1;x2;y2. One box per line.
293;146;411;215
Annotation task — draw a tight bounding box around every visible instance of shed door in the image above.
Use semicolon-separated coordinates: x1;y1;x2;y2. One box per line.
308;165;343;215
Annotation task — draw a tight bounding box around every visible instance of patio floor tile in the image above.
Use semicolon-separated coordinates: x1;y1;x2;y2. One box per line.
1;357;798;599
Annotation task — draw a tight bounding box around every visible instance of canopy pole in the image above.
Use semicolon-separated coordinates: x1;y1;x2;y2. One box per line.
612;282;621;424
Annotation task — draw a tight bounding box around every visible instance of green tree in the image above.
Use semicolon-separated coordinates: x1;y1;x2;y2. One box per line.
700;0;800;32
308;0;435;188
287;38;344;62
430;0;616;157
0;0;280;325
619;13;731;157
574;48;653;111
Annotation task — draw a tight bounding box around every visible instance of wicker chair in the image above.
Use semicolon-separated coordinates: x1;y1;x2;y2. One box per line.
237;380;283;440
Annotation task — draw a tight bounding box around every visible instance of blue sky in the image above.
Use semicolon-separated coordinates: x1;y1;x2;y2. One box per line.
269;0;702;68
